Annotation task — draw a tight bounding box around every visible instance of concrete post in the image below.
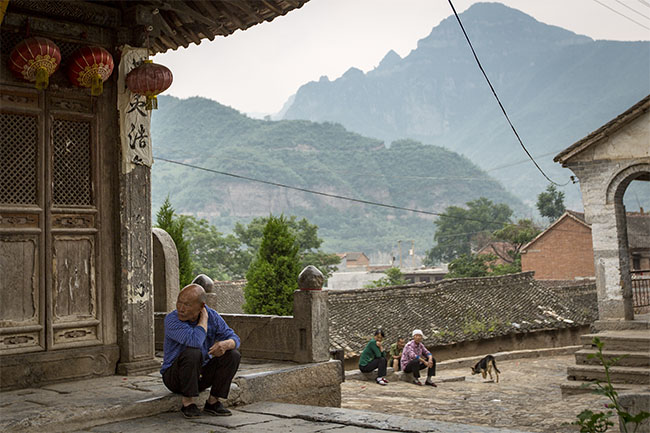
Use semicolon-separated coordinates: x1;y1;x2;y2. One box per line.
293;266;329;363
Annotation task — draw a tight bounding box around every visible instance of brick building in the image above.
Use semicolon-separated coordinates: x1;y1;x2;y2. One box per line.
521;210;650;280
521;211;594;280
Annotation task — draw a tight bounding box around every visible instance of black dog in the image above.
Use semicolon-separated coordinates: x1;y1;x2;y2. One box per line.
471;355;500;383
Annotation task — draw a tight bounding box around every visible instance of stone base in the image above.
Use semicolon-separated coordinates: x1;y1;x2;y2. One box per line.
593;319;650;331
0;344;120;391
232;359;343;407
116;358;161;376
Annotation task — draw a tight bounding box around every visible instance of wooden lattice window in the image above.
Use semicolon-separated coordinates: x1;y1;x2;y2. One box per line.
52;119;92;206
0;113;38;205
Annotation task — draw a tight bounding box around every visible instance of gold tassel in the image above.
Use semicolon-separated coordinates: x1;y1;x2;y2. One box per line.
90;74;103;96
34;67;49;90
146;94;158;110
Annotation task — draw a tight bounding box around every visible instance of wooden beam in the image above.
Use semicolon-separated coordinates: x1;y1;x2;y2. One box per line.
158;1;215;26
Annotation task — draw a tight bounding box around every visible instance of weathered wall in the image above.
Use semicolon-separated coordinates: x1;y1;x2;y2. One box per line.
521;216;595;279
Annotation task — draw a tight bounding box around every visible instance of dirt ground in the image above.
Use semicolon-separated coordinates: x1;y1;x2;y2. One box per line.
341;355;622;433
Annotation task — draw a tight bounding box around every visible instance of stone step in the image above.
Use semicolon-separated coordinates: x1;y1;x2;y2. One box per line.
593;318;650;331
567;364;650;385
575;349;650;367
560;380;650;397
580;330;650;351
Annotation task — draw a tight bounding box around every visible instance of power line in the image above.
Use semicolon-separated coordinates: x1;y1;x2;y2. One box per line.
614;0;650;20
591;0;650;29
155;155;512;225
638;0;650;9
446;0;569;186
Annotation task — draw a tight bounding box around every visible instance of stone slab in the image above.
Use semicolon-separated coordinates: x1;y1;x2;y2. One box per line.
238;402;531;433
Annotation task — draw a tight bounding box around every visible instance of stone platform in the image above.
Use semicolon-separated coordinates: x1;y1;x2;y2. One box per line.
69;402;530;432
0;359;342;433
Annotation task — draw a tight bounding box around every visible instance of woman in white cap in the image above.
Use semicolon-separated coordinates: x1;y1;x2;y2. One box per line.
358;329;389;385
400;329;436;386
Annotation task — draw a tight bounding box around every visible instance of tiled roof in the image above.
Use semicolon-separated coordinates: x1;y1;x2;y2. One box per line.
327;272;597;358
554;95;650;164
627;213;650;250
210;280;246;314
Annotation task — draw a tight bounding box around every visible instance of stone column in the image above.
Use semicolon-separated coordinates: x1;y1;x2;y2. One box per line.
572;160;635;322
293;266;330;363
115;46;159;374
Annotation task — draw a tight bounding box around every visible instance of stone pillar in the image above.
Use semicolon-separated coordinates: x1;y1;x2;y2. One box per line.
293;266;330;363
116;166;159;374
115;47;159;374
589;202;634;321
152;228;180;350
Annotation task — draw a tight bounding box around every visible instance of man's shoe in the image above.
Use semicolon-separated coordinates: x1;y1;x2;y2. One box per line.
425;380;437;387
376;377;387;386
204;400;232;416
181;403;201;418
412;379;423;386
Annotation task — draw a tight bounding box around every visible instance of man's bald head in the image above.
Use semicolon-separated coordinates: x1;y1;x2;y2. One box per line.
176;284;206;322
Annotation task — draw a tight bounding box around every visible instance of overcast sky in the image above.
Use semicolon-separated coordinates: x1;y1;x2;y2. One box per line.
154;0;650;116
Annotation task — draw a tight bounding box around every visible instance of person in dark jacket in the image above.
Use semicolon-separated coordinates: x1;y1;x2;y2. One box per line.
359;329;388;385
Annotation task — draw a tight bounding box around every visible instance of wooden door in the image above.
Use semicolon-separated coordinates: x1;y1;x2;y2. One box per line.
0;85;102;354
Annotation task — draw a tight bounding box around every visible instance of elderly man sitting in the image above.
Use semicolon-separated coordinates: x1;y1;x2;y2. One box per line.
161;281;241;418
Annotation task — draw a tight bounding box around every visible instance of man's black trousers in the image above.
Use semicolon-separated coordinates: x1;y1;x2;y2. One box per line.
403;358;436;379
162;347;241;398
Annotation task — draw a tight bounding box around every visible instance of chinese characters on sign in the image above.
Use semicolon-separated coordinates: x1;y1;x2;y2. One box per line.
118;46;152;172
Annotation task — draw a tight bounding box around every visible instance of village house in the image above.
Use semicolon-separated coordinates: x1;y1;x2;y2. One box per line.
0;0;310;391
336;251;370;270
521;210;649;280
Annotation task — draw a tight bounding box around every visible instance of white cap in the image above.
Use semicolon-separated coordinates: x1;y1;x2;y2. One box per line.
412;329;425;338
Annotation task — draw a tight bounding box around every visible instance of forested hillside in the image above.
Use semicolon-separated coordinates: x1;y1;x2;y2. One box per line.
283;2;650;209
151;95;526;254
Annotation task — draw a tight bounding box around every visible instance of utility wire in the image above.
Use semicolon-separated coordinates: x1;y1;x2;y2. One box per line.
591;0;650;29
156;156;512;225
614;0;650;20
638;0;650;9
447;0;570;186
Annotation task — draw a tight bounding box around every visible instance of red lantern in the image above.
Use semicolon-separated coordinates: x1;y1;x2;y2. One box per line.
68;45;114;96
125;60;173;110
8;37;61;90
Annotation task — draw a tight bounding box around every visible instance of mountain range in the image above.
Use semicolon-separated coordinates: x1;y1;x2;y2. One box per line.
282;2;650;210
150;95;525;255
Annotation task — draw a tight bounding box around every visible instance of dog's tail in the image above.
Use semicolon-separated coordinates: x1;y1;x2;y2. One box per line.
493;359;501;374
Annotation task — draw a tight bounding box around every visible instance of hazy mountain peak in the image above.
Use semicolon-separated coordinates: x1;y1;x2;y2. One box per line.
378;49;401;69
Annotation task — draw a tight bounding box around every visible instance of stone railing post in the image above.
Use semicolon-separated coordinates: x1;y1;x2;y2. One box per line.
293;266;329;363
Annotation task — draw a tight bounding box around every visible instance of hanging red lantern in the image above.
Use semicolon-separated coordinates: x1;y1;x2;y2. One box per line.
68;45;114;96
8;37;61;90
125;60;173;110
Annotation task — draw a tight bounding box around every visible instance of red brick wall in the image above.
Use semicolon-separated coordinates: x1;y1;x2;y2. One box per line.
521;217;595;280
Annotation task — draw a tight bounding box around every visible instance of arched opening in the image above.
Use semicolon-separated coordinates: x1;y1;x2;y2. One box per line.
608;164;650;318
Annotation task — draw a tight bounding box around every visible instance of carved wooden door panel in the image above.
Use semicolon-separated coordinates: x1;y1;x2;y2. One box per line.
0;85;102;353
0;87;44;354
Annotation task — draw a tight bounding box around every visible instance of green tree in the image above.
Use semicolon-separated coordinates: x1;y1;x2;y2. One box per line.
180;215;248;280
364;267;407;288
243;215;301;315
537;184;566;222
155;197;193;287
424;198;513;265
235;215;340;279
445;254;492;278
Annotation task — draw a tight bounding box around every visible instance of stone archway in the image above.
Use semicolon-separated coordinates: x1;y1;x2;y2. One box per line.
555;96;650;323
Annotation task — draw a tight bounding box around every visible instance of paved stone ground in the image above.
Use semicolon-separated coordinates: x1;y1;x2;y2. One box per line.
341;355;621;433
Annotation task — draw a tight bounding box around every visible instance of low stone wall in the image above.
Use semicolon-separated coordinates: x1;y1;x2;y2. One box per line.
221;314;297;361
342;326;589;370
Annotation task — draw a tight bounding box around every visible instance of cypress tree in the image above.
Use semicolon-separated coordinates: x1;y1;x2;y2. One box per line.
244;215;300;315
155;196;193;287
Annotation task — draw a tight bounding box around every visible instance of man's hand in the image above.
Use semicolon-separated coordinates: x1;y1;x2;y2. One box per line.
209;339;235;358
198;306;208;332
426;357;433;368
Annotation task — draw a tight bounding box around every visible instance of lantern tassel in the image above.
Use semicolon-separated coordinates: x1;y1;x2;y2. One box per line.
146;95;158;110
34;67;49;90
90;74;103;96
